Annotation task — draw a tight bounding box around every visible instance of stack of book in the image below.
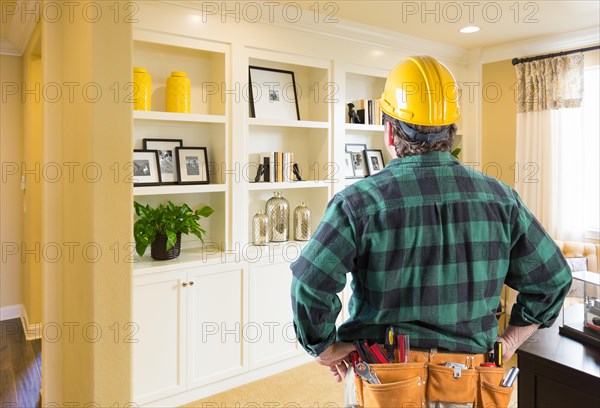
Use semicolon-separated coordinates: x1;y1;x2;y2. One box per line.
347;99;383;125
254;152;295;182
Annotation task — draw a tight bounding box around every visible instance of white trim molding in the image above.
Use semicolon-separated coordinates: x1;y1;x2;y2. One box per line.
0;38;21;56
480;27;600;64
161;0;468;66
0;304;22;321
0;0;39;56
0;304;42;340
20;304;42;340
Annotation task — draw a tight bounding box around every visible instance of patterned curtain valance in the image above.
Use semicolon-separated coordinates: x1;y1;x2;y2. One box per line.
515;54;584;113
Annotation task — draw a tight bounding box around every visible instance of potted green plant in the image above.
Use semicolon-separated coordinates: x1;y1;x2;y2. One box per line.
133;200;214;261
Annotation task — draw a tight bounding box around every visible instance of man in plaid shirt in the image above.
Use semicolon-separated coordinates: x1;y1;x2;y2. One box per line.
290;56;572;383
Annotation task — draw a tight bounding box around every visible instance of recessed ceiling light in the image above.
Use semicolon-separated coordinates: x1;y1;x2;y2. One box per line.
460;26;480;34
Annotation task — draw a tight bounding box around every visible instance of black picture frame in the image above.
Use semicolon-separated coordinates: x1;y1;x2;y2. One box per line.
132;150;162;186
143;138;183;185
248;66;300;121
345;143;368;178
175;147;210;185
365;149;385;175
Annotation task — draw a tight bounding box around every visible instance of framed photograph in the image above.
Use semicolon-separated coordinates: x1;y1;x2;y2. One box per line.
249;66;300;121
143;138;183;184
176;147;210;184
345;143;368;178
133;150;161;186
344;152;355;179
365;149;385;175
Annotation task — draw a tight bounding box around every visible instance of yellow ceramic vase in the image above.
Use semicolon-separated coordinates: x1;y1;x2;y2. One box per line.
166;71;191;113
133;67;152;111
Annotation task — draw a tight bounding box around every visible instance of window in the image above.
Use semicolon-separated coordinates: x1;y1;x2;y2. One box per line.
554;65;599;242
582;66;599;238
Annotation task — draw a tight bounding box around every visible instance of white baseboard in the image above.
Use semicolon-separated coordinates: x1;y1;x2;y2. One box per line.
1;304;43;340
20;305;42;340
0;304;22;321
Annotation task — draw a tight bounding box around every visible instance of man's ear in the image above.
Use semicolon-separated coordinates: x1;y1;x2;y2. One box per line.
384;121;394;147
384;120;397;158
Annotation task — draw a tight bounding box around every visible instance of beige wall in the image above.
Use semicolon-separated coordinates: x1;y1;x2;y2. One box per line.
21;27;43;325
482;60;517;188
0;54;24;308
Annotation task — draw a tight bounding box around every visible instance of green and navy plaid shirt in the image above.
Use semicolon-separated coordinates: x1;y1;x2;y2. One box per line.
291;151;572;357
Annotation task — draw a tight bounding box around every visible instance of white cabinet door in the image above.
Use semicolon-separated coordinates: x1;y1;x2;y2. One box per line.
249;261;297;368
133;271;187;404
187;265;245;388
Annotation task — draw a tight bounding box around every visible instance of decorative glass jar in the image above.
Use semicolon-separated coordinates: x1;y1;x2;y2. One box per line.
252;211;269;246
265;192;289;242
166;71;191;113
133;67;152;111
293;201;311;241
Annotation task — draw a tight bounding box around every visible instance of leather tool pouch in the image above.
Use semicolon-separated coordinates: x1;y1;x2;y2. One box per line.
355;351;514;408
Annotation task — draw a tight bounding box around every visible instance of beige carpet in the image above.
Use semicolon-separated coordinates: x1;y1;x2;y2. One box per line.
184;362;344;407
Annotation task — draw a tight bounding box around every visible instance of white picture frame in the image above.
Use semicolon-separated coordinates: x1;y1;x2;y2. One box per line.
345;143;368;178
344;152;355;179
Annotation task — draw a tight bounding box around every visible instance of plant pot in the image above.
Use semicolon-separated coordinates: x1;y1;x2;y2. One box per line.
151;233;181;261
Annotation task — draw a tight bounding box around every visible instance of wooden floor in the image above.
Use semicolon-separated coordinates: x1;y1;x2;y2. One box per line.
0;319;41;408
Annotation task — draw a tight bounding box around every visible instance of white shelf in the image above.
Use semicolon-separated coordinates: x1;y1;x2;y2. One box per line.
345;123;384;132
134;184;226;196
133;246;226;275
248;180;331;191
133;110;226;124
249;118;329;129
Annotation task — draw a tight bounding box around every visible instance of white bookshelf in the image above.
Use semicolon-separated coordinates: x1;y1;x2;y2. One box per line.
132;33;230;267
133;110;226;124
248;118;329;129
247;180;331;191
345;123;384;132
244;50;334;244
134;184;226;196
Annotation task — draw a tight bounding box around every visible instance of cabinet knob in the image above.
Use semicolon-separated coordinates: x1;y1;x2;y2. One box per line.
182;282;188;287
189;281;194;286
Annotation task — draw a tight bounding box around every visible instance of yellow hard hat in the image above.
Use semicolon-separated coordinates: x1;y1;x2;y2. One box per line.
379;56;460;126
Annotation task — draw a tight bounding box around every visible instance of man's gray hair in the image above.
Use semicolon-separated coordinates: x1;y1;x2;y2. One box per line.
383;113;457;158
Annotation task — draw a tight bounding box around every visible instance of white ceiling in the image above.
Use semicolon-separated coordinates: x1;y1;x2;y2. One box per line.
1;1;599;55
294;0;600;50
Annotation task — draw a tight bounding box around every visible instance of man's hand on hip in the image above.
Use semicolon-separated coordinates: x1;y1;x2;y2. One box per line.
315;342;355;383
498;323;541;362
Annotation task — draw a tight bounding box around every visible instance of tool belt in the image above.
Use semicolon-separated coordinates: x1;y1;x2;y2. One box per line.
354;350;514;408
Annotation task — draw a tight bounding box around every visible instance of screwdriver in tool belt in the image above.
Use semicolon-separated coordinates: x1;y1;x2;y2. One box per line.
398;334;410;363
385;326;395;362
494;341;503;367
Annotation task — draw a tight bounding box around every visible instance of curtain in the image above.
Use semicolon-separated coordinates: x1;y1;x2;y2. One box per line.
514;54;584;238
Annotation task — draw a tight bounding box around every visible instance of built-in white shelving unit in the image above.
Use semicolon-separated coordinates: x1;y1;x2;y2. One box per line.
131;35;230;263
244;49;333;246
